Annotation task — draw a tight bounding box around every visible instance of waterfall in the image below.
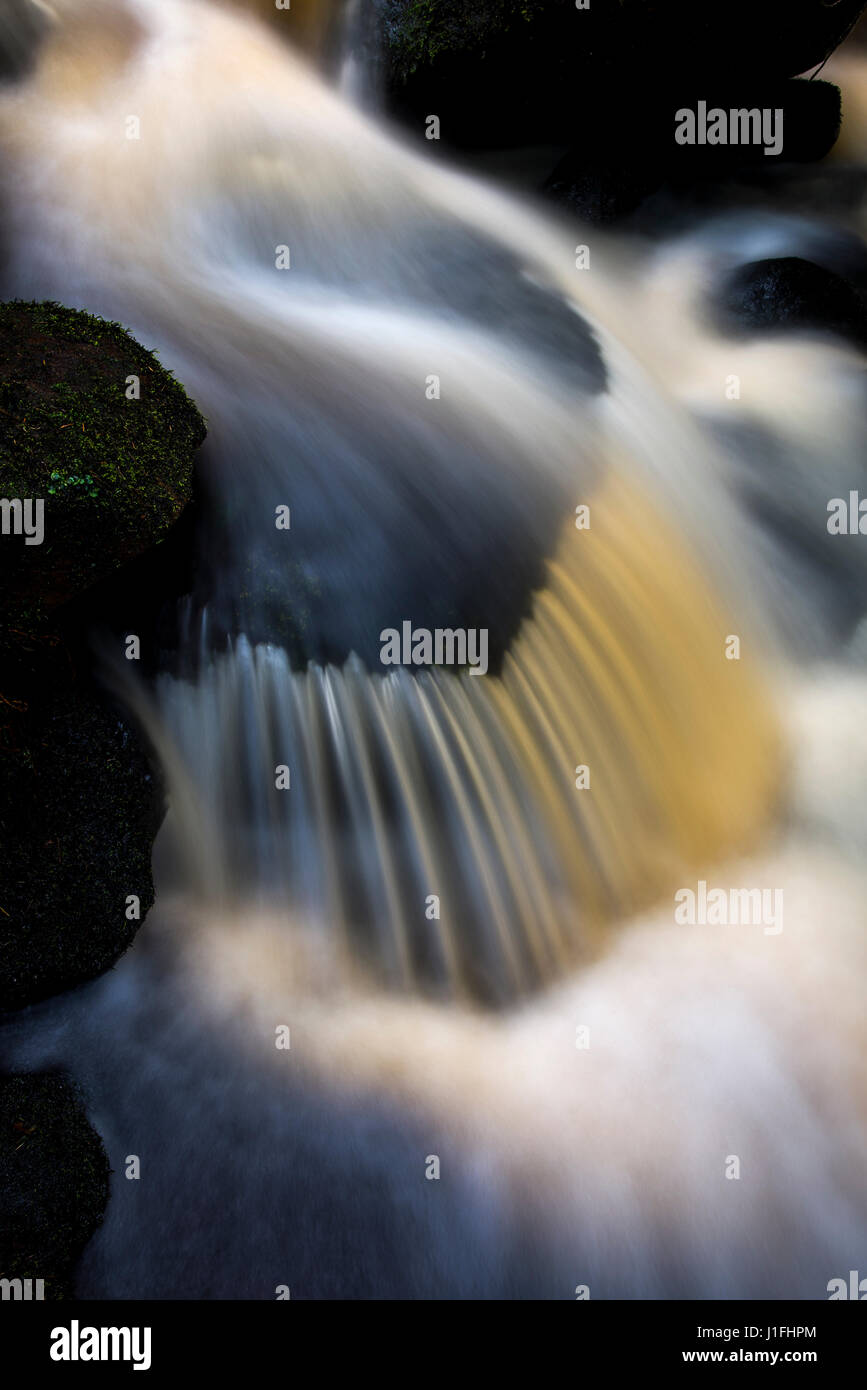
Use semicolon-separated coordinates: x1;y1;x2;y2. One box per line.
338;0;383;106
0;0;782;1002
4;0;865;1300
143;472;777;1005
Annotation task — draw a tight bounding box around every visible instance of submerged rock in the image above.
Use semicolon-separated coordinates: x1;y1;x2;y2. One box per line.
0;1072;110;1300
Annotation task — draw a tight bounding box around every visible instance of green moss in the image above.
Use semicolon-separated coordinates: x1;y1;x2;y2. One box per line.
0;1073;110;1300
383;0;867;81
0;300;201;1010
383;0;546;81
0;299;205;620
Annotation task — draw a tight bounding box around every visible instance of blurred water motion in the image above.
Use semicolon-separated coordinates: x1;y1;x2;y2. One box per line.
0;1;784;997
2;0;866;1301
147;476;777;1003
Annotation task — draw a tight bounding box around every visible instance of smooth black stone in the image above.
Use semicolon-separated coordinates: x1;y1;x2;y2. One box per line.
716;254;867;347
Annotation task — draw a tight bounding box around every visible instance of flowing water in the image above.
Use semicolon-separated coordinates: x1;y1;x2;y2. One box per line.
2;0;867;1298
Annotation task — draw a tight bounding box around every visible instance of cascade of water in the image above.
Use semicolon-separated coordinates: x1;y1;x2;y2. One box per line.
137;473;777;1005
0;0;781;1003
3;0;867;1303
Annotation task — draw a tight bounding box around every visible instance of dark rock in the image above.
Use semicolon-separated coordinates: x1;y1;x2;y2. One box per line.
381;0;862;155
0;1072;110;1300
667;80;842;167
615;1;867;82
382;0;867;86
715;254;867;346
0;300;206;1010
0;689;164;1011
544;153;663;224
0;300;205;631
545;79;842;224
382;0;606;149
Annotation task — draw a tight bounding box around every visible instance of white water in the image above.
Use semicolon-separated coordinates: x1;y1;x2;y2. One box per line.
2;0;867;1297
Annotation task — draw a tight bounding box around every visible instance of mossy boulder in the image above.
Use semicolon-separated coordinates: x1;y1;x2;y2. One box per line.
381;0;864;151
0;300;205;1010
381;0;580;145
0;1072;110;1300
0;300;205;630
383;0;548;85
384;0;866;89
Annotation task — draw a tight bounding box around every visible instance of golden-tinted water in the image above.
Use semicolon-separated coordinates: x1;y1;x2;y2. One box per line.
148;468;779;1005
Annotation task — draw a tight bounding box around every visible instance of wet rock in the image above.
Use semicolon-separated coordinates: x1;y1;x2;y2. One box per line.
0;300;205;631
0;689;164;1011
381;0;861;167
715;254;867;347
545;79;842;223
616;1;866;82
0;300;205;1009
0;1072;110;1300
544;155;661;224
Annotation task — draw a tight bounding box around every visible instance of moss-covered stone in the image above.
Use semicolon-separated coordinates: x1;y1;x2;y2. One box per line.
383;0;546;84
0;299;205;627
384;0;866;88
0;1072;110;1300
0;300;205;1010
381;0;864;152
